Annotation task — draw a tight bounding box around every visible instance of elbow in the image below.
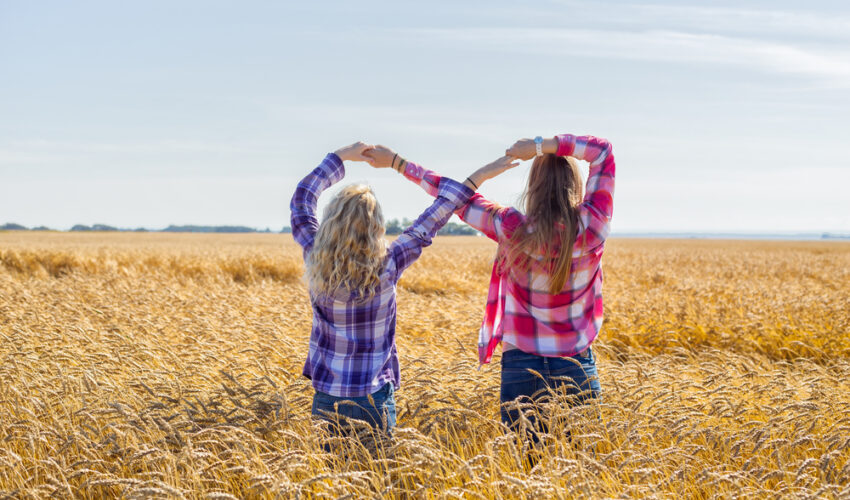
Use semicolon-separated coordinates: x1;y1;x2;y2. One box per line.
289;184;302;210
290;182;310;212
594;137;612;157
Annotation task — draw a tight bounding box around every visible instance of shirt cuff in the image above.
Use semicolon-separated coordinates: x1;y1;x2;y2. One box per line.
401;161;430;185
438;177;475;206
556;134;576;157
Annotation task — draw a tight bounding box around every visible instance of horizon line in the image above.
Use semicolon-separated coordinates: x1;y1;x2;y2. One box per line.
2;223;849;240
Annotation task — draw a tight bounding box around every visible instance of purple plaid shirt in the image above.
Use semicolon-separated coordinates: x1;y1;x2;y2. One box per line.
290;153;474;397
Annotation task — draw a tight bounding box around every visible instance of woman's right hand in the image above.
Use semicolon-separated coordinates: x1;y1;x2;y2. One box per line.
334;141;374;162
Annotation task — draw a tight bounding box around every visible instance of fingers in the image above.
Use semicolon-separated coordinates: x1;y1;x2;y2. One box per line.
355;144;393;167
504;138;536;160
502;156;520;169
344;142;380;163
491;156;520;173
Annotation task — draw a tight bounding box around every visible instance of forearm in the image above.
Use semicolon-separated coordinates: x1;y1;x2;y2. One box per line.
396;154;514;194
390;178;474;273
394;157;444;198
465;168;488;190
556;134;611;165
289;153;346;249
465;156;519;189
291;153;345;207
408;177;474;237
390;154;482;193
560;134;614;222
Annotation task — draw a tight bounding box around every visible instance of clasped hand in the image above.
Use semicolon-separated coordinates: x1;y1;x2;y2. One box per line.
333;142;402;170
334;136;550;188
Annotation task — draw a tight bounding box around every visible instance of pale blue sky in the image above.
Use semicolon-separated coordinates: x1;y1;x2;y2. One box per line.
1;1;848;232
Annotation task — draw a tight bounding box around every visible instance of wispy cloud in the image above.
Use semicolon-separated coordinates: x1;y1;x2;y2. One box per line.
636;4;850;39
405;27;850;85
542;2;850;41
1;139;261;155
279;103;517;142
0;139;268;168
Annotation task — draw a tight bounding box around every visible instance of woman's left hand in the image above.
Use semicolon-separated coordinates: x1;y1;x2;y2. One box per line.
506;139;537;160
334;142;374;162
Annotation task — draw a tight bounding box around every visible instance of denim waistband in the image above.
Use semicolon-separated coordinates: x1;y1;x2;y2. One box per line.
502;346;592;361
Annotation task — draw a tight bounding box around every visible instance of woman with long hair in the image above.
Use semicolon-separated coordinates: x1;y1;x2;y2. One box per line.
290;141;516;437
366;133;615;442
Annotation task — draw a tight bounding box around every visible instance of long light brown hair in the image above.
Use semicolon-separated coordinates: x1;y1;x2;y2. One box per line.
306;184;388;301
501;154;584;294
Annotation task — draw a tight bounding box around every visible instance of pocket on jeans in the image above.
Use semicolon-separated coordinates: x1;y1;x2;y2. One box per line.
364;383;391;407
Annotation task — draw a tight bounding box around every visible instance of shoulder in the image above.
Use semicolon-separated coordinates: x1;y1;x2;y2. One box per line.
499;207;525;236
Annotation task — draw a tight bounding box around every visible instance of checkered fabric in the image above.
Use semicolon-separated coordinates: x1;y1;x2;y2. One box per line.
402;134;615;365
291;153;474;396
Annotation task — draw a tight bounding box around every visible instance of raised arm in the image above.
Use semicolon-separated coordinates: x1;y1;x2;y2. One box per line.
506;134;614;218
363;145;519;241
556;134;615;226
387;176;474;279
397;160;522;242
289;142;372;255
507;133;615;247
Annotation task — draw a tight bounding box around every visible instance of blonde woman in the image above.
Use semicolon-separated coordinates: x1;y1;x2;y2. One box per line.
367;134;614;443
290;141;515;435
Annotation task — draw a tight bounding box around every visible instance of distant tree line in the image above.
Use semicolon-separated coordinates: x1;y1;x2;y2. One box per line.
1;222;277;233
1;223;54;231
384;218;479;236
2;221;480;236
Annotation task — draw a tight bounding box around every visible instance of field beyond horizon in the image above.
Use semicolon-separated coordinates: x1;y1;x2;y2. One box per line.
1;233;848;498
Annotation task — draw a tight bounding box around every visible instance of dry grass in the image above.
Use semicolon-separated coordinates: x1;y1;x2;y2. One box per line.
0;232;848;498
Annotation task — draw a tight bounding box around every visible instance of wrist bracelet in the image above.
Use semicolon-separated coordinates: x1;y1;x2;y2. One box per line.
391;153;399;171
397;158;406;173
466;177;479;189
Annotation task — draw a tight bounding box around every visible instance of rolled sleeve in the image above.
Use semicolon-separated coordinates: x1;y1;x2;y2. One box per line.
290;153;347;254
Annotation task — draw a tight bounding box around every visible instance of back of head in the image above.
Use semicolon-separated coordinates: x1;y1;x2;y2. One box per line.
307;184;388;301
504;154;584;294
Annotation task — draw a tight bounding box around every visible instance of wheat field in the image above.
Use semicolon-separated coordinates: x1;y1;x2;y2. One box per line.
0;232;848;499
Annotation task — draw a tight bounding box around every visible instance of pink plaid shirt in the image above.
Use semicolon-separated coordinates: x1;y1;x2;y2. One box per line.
403;134;615;365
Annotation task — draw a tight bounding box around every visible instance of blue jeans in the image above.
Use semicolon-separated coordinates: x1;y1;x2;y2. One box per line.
312;382;397;435
500;347;601;440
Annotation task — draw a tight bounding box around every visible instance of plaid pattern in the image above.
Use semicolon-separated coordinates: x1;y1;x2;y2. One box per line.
402;134;615;365
290;153;474;397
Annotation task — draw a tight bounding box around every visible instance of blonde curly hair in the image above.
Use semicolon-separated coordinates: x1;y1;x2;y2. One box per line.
306;184;388;301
